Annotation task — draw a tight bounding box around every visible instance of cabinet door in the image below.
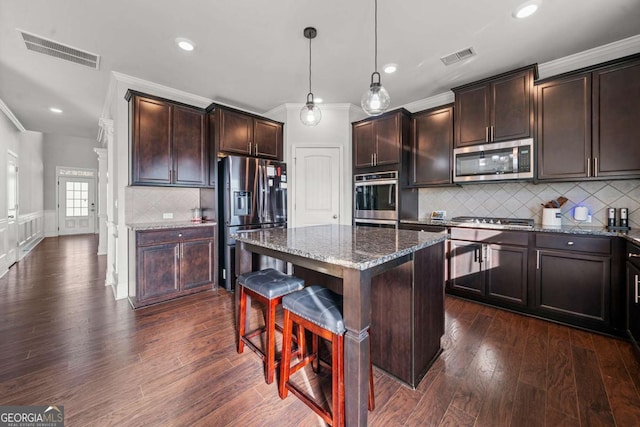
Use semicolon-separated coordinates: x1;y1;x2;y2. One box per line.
353;121;375;168
593;59;640;178
132;97;172;185
485;244;528;305
628;262;640;347
535;249;610;324
449;240;484;294
253;118;282;160
374;113;400;166
172;106;207;186
537;74;592;180
137;243;180;302
411;106;453;186
180;239;214;291
454;84;489;147
219;108;252;155
491;69;533;142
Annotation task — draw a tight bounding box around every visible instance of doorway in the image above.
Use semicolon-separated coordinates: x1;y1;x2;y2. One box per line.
7;151;18;267
56;167;97;235
292;146;342;227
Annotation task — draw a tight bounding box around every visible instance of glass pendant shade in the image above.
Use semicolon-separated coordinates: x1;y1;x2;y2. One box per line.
361;72;391;116
300;94;322;126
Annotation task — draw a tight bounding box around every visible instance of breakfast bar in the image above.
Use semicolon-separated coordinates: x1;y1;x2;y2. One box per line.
234;224;447;426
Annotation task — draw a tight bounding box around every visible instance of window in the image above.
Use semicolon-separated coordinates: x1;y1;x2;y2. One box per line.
65;181;89;217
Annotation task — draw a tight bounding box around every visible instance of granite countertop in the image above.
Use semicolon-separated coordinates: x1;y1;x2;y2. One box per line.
400;218;639;244
127;220;217;230
232;224;447;271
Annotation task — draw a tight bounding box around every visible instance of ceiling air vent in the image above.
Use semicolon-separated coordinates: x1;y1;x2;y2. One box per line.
18;29;100;69
440;47;475;66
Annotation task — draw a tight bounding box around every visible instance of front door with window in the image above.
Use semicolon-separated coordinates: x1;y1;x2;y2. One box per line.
58;176;96;235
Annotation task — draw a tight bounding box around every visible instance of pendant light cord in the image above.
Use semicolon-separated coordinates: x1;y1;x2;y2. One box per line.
308;34;312;95
374;0;378;73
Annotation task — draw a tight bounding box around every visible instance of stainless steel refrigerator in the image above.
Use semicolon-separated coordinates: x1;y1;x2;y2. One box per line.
219;155;287;290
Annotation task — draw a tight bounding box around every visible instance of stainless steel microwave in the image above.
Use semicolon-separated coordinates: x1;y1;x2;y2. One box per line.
354;171;398;223
453;138;534;183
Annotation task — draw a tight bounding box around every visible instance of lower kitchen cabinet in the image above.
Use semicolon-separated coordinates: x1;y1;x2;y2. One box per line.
129;226;216;308
449;228;529;307
627;242;640;351
533;233;612;330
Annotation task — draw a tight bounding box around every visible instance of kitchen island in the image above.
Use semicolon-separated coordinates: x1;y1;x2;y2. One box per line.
233;224;447;427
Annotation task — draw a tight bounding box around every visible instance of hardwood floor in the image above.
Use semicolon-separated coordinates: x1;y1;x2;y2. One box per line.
1;235;640;426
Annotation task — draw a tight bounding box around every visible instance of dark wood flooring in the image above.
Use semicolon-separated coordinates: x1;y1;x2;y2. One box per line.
1;235;640;426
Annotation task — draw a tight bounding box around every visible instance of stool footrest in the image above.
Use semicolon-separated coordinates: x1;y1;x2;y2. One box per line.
286;382;333;426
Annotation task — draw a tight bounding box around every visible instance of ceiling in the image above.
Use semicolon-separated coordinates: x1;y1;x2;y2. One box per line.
1;0;639;139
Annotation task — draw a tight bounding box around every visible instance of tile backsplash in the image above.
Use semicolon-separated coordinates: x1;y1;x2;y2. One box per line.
126;186;201;223
418;179;640;228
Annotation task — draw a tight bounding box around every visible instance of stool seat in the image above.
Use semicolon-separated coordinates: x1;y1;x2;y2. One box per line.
238;268;304;299
283;285;345;335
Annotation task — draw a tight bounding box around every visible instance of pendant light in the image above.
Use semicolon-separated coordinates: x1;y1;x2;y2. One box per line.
361;0;390;116
300;27;322;126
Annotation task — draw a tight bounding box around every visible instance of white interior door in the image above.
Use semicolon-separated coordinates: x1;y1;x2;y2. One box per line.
7;152;18;266
58;176;96;235
293;146;341;227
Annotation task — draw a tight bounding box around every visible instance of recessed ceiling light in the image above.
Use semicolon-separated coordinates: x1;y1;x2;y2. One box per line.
513;0;541;19
49;107;63;114
383;63;398;74
175;37;195;51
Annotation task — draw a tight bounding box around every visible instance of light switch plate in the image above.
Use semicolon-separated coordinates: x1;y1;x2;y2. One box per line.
162;213;173;219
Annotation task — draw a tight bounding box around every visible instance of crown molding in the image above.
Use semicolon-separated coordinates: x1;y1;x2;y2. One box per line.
400;91;454;113
0;97;26;132
111;71;214;108
538;34;640;80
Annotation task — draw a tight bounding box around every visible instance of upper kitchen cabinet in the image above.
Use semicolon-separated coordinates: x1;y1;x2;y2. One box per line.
411;104;453;186
537;54;640;181
353;109;411;170
212;105;283;161
127;91;208;187
453;65;536;147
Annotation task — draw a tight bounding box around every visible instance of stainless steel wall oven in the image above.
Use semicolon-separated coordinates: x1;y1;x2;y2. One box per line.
354;171;398;225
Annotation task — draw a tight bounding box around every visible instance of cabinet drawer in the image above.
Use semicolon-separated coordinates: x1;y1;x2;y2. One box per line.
536;233;610;254
450;228;528;246
137;226;215;246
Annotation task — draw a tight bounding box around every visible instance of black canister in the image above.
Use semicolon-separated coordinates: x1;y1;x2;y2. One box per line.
620;207;629;228
607;208;616;227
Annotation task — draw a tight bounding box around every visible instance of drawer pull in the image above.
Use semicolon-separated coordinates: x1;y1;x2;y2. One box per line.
567;241;574;246
629;253;640;259
536;249;540;269
178;233;183;238
636;275;639;304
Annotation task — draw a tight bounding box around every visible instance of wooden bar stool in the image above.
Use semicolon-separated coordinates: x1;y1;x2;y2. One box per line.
278;285;374;427
237;268;304;384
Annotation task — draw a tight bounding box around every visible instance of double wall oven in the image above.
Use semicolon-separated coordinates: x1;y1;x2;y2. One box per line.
354;171;398;227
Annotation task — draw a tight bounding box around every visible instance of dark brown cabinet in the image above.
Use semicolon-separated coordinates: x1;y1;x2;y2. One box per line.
127;91;207;187
411;105;453;186
353;110;410;169
449;228;529;306
130;226;216;308
627;242;640;351
537;55;640;181
453;66;535;147
215;106;283;160
534;233;611;328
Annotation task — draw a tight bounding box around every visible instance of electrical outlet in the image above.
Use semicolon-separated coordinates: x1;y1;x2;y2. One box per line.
162;213;173;219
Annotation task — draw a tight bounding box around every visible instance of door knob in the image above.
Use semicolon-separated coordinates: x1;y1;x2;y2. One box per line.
332;214;338;219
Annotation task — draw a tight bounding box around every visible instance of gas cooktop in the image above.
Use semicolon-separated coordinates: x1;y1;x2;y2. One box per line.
450;216;535;229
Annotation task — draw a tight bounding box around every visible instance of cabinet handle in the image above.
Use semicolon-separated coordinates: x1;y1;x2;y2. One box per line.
490;126;494;142
635;275;639;304
174;246;179;288
629;253;640;258
374;153;378;166
536;249;540;269
255;143;258;155
587;157;591;177
248;142;252;155
178;233;183;238
567;241;574;246
594;157;598;177
485;127;489;143
371;153;374;166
